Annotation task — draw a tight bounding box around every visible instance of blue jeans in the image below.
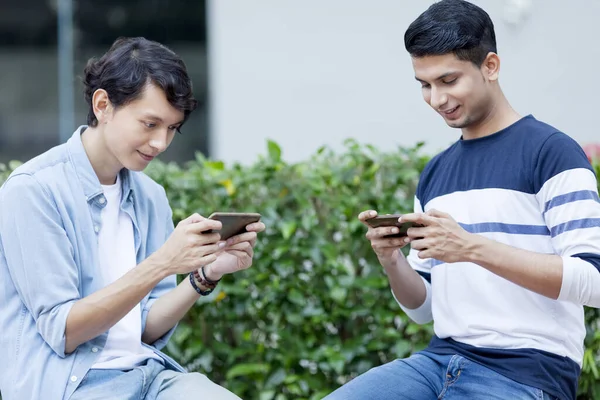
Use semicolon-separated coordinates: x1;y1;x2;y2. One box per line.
323;352;557;400
70;359;241;400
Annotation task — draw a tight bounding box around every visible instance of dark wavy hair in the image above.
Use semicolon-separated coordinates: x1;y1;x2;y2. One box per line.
404;0;497;66
82;37;198;128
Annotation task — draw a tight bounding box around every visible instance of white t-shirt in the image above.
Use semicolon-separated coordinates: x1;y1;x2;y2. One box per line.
91;174;161;370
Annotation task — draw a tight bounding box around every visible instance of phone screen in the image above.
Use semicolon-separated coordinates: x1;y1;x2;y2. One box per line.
207;212;261;240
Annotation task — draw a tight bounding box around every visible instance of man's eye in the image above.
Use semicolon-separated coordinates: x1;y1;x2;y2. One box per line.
421;84;430;89
443;78;457;85
144;122;156;129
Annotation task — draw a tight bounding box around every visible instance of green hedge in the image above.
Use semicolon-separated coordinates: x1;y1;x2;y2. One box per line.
1;141;600;399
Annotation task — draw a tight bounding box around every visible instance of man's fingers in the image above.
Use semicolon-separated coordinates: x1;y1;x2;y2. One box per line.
366;226;401;239
358;210;378;223
410;238;432;251
225;241;253;251
371;237;408;250
245;222;266;233
417;249;433;260
187;213;207;223
196;243;222;257
186;218;223;234
227;231;257;246
406;226;427;239
178;213;206;226
400;213;435;226
426;208;449;219
399;212;423;223
194;232;221;245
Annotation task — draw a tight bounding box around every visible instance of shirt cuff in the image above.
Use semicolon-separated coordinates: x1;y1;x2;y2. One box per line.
558;255;600;307
392;275;433;324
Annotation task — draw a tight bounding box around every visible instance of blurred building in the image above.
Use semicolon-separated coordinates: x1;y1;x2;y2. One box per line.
2;1;599;165
207;0;600;163
0;0;209;164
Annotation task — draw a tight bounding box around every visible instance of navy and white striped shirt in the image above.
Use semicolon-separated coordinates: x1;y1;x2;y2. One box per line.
398;115;600;400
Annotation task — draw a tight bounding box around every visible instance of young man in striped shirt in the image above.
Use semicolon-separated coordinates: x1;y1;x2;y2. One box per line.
325;1;600;399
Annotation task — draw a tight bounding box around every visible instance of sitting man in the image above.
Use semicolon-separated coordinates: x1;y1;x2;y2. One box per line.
325;1;600;399
0;37;264;400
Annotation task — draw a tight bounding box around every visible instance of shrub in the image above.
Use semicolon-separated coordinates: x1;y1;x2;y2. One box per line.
1;141;600;399
144;139;431;399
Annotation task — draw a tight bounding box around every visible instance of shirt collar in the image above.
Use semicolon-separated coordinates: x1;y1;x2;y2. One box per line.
66;125;134;202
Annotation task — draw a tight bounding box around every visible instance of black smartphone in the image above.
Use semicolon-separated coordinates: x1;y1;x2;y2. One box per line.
206;212;262;240
365;214;424;238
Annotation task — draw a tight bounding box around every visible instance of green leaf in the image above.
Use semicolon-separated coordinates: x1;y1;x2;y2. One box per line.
330;287;347;303
267;140;282;161
260;390;276;400
392;340;412;358
287;288;305;306
281;221;297;240
226;363;270;380
265;368;287;388
205;160;225;170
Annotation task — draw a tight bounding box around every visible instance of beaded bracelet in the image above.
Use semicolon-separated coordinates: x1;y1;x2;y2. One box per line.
189;271;215;296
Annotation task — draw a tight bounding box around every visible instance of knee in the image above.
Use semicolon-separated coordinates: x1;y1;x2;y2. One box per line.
176;373;240;399
177;372;211;390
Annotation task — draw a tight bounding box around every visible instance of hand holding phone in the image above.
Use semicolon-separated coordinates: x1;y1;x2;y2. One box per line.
359;210;423;264
155;213;224;275
364;213;424;238
206;212;262;241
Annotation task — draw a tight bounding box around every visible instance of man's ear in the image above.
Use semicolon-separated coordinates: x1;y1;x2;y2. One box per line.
92;89;112;124
482;52;500;82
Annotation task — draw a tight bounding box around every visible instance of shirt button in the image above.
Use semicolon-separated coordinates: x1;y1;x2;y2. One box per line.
98;197;106;204
94;225;100;233
91;347;98;353
70;375;77;382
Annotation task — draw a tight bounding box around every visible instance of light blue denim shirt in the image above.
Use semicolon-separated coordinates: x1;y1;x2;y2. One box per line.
0;126;185;400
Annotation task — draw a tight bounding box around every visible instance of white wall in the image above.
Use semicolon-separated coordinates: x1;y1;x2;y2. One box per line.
207;0;600;164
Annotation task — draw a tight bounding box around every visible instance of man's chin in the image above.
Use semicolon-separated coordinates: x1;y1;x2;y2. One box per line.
444;116;471;129
122;159;149;172
446;121;467;129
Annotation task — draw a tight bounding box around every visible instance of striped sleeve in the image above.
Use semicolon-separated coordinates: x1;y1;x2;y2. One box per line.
534;133;600;307
393;195;433;324
406;196;434;283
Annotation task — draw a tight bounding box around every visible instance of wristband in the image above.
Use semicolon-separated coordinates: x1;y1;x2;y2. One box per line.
189;272;214;296
201;265;221;285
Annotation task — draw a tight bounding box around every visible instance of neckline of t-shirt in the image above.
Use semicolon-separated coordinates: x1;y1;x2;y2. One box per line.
457;114;534;146
101;173;122;197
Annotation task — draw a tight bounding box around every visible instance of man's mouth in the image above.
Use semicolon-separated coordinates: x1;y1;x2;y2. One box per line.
138;151;155;161
441;106;459;115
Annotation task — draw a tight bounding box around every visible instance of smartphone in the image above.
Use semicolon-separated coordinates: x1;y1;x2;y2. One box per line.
365;214;424;238
206;212;262;240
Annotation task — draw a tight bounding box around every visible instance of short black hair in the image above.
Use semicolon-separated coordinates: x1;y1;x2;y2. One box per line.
404;0;497;66
82;37;197;128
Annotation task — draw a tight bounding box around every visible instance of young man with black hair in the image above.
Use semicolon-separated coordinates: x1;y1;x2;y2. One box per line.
326;1;600;399
0;37;264;400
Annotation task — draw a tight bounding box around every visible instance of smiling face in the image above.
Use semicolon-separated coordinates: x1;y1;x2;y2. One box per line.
412;53;499;130
94;83;185;172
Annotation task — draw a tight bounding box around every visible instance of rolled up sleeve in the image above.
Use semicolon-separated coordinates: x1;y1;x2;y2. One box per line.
0;174;81;357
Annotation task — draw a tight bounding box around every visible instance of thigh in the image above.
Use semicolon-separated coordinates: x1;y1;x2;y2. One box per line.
147;369;242;400
440;356;544;400
322;353;446;400
70;369;144;400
